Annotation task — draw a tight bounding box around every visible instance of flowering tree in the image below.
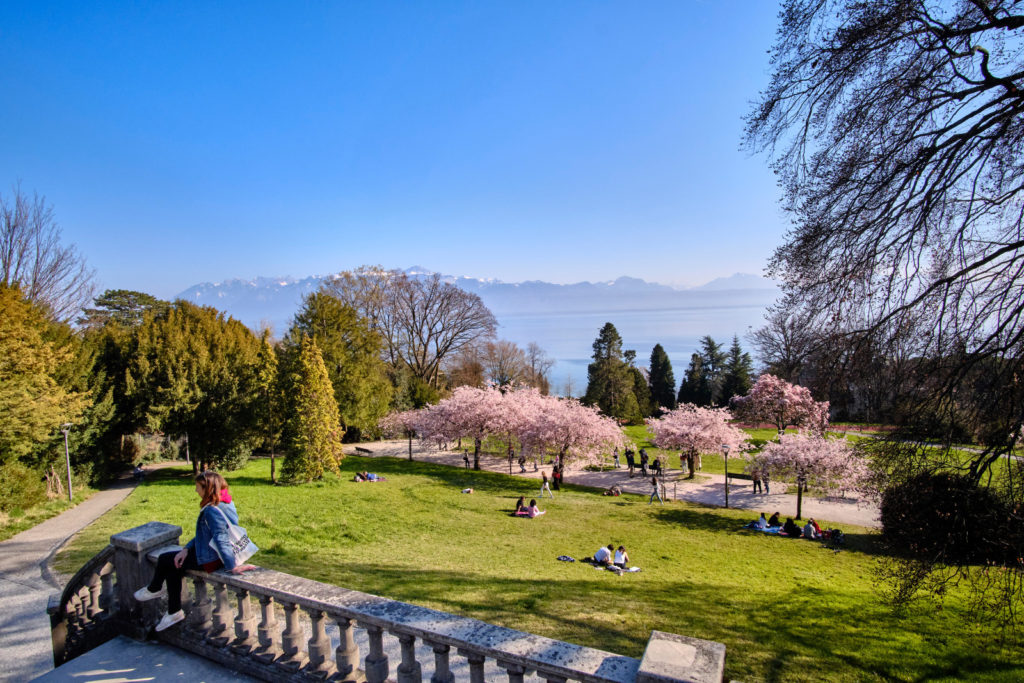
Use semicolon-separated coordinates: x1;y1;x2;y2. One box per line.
730;374;829;436
513;388;624;468
379;385;623;470
647;404;749;477
750;432;869;519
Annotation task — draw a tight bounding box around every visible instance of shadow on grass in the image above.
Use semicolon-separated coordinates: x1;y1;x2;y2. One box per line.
253;558;1022;683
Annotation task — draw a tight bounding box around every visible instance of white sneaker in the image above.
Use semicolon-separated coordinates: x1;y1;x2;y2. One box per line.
133;586;166;601
155;610;185;632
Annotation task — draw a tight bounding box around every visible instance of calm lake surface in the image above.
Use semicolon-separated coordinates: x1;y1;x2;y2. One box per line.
495;303;772;396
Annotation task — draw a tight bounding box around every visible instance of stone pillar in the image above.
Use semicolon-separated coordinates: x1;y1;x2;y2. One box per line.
334;616;361;682
110;522;182;639
360;622;389;683
636;630;726;683
392;630;422;683
424;640;453;683
457;648;485;683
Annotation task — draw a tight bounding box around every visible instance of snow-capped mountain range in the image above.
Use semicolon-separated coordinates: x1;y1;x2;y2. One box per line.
174;268;779;335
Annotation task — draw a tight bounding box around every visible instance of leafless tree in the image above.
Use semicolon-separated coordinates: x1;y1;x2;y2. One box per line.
747;0;1024;627
325;266;497;388
1;186;94;321
525;341;554;394
747;306;819;382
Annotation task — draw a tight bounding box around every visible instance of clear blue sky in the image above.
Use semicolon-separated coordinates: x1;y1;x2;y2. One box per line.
2;1;787;300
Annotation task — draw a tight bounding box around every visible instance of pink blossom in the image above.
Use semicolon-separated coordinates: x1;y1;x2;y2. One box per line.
646;404;750;456
730;374;830;435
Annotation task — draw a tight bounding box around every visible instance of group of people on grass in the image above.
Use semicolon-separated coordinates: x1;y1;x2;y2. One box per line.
746;511;838;540
514;496;546;518
593;543;630;568
614;447;668;478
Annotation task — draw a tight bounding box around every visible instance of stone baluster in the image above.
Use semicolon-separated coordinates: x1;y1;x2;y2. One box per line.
392;630;422;683
359;622;389;683
253;595;281;663
332;616;360;681
231;588;259;652
86;572;103;619
304;608;334;676
278;601;308;671
208;582;232;646
424;640;454;683
457;648;486;683
497;660;531;683
99;568;114;613
188;577;213;635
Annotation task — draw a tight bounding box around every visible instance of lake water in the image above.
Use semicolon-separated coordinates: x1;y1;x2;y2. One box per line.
494;303;772;396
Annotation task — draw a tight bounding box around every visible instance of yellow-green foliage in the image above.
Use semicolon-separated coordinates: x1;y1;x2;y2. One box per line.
281;336;343;482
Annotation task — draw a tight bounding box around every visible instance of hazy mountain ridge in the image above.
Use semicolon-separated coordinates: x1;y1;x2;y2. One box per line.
175;268;779;334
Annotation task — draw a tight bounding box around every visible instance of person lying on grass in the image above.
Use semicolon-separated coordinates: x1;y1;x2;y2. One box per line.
354;472;386;482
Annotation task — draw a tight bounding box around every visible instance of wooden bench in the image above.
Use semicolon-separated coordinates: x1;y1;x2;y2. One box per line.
725;472;754;486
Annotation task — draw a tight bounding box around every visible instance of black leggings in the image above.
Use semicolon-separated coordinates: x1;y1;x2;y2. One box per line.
148;546;212;613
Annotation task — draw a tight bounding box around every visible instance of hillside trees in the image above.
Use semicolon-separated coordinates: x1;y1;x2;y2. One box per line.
648;343;676;412
731;374;830;435
284;290;392;439
78;289;169;330
720;336;754;406
647;404;749;477
280;336;343;482
0;186;95;321
324;266;497;388
677;354;711;406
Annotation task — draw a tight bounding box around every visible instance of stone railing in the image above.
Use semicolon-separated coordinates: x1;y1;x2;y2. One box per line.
50;522;726;682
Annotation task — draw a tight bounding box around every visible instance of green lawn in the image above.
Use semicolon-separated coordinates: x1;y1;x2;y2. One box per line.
0;484;99;543
55;456;1021;682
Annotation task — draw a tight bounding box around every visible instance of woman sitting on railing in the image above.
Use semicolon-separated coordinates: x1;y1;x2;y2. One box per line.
133;471;256;632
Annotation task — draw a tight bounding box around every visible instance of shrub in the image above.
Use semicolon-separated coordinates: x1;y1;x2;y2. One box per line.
880;473;1013;565
0;462;47;513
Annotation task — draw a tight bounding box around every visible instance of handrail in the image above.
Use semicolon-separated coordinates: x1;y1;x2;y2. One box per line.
47;544;117;666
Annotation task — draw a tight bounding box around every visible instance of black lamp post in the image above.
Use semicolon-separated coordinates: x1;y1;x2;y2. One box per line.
60;423;73;502
722;444;731;508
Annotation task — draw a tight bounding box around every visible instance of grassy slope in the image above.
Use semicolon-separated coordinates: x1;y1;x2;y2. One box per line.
0;485;99;543
55;456;1021;682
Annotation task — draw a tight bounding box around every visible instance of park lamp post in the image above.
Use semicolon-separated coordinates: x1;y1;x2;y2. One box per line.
60;423;73;502
721;444;731;509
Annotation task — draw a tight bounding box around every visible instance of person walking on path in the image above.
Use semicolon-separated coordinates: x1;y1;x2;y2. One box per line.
134;471;256;632
626;448;636;477
613;447;621;469
639;448;649;477
763;471;771;495
752;468;763;494
649;476;664;505
540;470;554;498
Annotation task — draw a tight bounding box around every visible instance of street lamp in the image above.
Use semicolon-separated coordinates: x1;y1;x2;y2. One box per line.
60;423;73;502
721;444;731;509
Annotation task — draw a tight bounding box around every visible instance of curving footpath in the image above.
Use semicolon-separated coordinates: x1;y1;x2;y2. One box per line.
0;462;184;682
346;440;881;529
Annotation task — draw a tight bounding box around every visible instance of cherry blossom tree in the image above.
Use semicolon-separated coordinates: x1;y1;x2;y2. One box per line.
749;432;869;519
647;404;749;478
730;374;829;436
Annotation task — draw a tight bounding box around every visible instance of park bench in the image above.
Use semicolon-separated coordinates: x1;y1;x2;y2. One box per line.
725;472;754;486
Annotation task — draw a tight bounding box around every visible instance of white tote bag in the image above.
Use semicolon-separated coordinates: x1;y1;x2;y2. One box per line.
207;504;258;566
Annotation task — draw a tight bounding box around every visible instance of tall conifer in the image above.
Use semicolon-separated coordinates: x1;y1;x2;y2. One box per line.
281;336;344;482
648;343;677;411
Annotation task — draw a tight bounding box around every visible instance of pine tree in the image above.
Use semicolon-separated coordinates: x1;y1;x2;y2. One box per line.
629;366;653;420
699;336;728;405
648;343;677;411
677;353;713;407
281;336;344;482
720;335;754;406
583;323;637;420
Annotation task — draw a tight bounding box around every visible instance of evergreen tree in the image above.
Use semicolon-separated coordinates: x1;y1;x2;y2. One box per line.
78;289;168;329
677;353;713;406
284;290;392;439
720;335;754;406
629;366;653;420
281;336;344;482
123;301;265;472
584;323;637;420
699;335;728;405
648;343;677;411
0;285;90;463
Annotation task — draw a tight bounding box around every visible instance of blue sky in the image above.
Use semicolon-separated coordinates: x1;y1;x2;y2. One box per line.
2;2;787;300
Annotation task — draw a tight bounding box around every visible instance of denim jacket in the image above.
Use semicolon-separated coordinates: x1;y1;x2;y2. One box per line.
186;501;240;570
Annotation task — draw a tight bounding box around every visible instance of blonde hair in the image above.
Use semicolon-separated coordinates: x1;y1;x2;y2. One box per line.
196;470;226;508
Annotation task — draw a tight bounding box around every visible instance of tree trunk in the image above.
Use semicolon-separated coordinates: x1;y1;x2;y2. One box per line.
473;438;481;470
271;451;277;484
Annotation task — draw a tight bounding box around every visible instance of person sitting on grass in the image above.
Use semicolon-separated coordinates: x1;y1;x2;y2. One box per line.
593;544;614;566
514;496;528;516
767;511;782;527
745;513;768;530
526;499;546;518
803;518;819;540
782;517;802;537
614;545;629;568
354;471;386;482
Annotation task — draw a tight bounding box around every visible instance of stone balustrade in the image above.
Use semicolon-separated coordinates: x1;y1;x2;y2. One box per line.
50;522;726;682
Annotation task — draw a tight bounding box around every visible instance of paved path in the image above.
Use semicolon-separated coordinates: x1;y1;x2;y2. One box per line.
0;462;184;683
347;441;881;529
